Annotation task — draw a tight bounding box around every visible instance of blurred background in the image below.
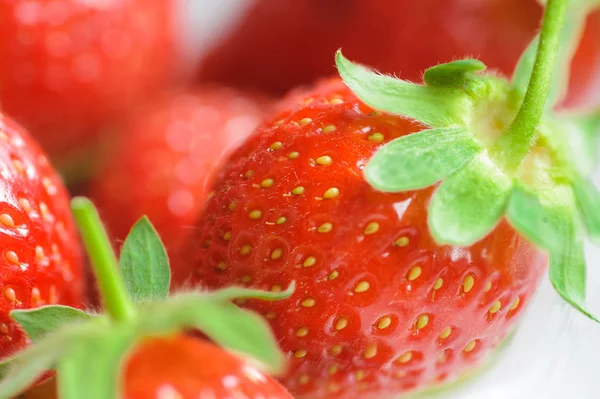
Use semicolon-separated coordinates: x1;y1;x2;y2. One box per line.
1;0;600;398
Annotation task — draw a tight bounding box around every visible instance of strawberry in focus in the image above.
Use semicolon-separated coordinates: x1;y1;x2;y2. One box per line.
0;0;176;162
197;0;600;108
90;87;269;258
178;79;548;397
0;115;84;360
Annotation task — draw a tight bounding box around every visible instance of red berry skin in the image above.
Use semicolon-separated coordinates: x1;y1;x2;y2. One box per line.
90;88;269;261
124;335;293;399
180;80;548;398
0;115;85;359
197;0;599;108
0;0;176;160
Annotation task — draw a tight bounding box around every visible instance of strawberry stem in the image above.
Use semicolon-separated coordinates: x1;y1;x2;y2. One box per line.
493;0;568;171
71;197;136;323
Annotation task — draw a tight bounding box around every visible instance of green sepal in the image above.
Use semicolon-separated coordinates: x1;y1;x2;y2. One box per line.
559;112;600;176
571;176;600;242
423;59;487;95
57;326;136;399
10;306;92;342
365;127;481;192
512;7;587;110
120;216;170;302
429;154;513;246
335;50;473;128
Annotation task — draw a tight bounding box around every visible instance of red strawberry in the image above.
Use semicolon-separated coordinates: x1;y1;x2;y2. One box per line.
0;114;84;359
0;0;176;162
90;87;269;258
124;335;292;399
197;0;600;108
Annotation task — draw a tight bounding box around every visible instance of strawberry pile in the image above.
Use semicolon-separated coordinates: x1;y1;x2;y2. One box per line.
0;1;599;398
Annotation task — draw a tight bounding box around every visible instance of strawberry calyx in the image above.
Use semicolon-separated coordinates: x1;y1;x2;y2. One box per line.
0;198;294;398
337;0;600;322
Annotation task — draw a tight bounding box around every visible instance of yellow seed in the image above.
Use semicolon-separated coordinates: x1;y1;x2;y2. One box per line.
509;297;520;310
439;327;452;339
228;201;237;211
354;281;370;293
260;178;274;188
302;256;317;267
4;287;16;302
240;244;252;255
35;246;45;261
276;216;287;224
294;349;307;358
223;231;232;241
484;281;492;292
249;210;263;220
270;248;283;260
245;170;254;178
292;186;305;195
317;222;333;233
330;98;343;105
4;251;19;264
368;132;384;142
328;383;341;393
364;344;377;359
301;298;316;307
377;316;392;330
364;222;380;235
397;351;413;364
296;327;309;337
12;160;25;174
240;275;251;283
288;151;299;159
394;236;409;247
270;141;282;150
433;278;444;290
216;261;227;271
437;351;448;364
327;365;338;375
328;270;339;280
416;314;429;330
323;125;337;133
464;340;477;353
330;345;342;355
265;311;276;320
408;266;422;281
323;187;340;199
316;155;333;166
298;375;310;385
271;284;282;292
463;275;475;293
300;118;312;125
489;300;502;314
0;214;14;227
335;317;348;331
354;370;365;381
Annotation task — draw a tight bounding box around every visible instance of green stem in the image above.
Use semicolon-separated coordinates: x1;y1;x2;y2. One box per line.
71;197;136;323
494;0;568;170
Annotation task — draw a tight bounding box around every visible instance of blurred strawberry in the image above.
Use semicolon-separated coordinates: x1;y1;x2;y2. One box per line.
0;0;177;163
196;0;599;108
90;87;269;259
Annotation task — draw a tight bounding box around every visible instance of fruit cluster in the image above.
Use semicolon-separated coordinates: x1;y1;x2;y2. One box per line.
0;1;599;398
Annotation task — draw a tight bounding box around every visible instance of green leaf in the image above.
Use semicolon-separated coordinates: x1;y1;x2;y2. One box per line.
512;8;587;109
423;59;487;92
120;216;170;302
57;327;136;399
365;127;481;192
571;176;600;241
335;50;473;128
429;154;513;246
10;306;92;342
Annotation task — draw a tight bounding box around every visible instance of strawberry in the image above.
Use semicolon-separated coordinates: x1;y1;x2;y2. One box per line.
90;87;269;259
0;198;294;399
0;114;84;360
182;3;600;397
0;0;176;163
197;0;600;108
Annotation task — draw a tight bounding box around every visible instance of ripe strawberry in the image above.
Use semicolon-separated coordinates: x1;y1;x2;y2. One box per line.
197;0;600;108
0;114;84;360
124;335;292;399
0;0;176;162
90;87;269;257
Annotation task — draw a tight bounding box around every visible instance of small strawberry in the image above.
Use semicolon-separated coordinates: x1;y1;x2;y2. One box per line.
197;0;600;108
182;2;600;397
0;198;294;399
90;87;269;259
0;114;84;361
0;0;176;163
